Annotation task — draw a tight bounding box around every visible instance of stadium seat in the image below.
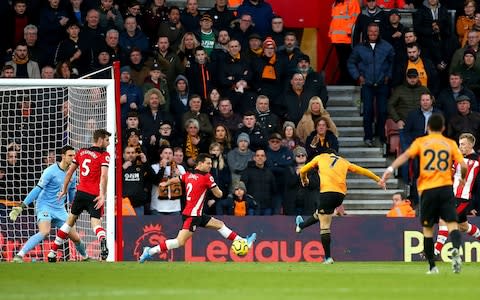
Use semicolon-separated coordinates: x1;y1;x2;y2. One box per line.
385;119;400;157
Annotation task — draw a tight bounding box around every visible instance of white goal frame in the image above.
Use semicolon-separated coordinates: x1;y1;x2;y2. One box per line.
0;78;116;261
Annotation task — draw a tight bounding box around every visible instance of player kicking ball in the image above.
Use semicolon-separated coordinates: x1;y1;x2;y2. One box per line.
9;146;88;262
139;153;256;262
48;129;112;262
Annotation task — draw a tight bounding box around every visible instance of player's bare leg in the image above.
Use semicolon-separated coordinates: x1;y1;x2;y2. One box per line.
90;217;108;260
47;214;79;262
319;213;334;264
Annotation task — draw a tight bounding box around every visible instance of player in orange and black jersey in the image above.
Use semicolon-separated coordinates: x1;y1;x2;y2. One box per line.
295;149;386;264
382;113;467;274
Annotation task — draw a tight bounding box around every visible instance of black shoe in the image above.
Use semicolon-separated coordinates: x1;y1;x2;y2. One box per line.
100;239;109;261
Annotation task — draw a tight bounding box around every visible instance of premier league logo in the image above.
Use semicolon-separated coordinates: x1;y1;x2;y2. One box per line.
133;224;172;261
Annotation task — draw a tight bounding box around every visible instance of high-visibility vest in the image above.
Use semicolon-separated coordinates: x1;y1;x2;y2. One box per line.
121;197;137;216
229;0;242;8
328;0;360;44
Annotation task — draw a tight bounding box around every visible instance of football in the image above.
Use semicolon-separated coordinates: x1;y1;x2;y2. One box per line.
231;239;249;256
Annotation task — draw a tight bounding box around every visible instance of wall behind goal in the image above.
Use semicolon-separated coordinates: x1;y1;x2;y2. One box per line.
123;216;480;262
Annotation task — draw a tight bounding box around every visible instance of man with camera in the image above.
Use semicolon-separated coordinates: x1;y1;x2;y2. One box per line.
122;129;150;216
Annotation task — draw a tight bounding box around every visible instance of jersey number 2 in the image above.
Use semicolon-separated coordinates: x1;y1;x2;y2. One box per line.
185;183;193;202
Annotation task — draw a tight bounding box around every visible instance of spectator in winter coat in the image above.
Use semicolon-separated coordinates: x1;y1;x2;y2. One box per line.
226;133;254;188
241;149;276;215
265;132;294;214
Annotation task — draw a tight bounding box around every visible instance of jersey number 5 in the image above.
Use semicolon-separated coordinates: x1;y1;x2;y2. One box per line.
81;159;91;176
423;149;449;171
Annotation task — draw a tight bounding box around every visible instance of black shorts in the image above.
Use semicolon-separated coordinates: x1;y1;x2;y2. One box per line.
181;215;212;232
456;198;471;224
420;185;457;227
316;192;345;215
71;190;103;219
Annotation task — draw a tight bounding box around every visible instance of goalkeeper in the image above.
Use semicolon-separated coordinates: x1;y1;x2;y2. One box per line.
9;146;88;262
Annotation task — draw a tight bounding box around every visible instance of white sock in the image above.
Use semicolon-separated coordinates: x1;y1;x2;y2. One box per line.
217;225;233;239
60;223;71;234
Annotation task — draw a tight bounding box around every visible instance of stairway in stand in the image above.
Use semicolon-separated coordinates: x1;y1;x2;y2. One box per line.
327;86;403;215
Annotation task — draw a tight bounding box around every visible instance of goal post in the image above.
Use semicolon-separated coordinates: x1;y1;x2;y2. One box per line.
0;72;120;262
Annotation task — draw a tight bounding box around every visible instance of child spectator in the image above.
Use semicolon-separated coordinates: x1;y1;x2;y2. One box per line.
228;181;256;216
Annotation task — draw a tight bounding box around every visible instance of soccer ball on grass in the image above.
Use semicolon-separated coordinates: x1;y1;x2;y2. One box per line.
231;239;249;256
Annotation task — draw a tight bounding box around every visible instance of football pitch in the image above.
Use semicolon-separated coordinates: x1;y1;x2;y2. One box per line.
1;261;479;300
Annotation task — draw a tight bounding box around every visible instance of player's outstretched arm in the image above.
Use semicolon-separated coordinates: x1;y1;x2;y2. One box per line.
381;151;410;182
10;186;42;221
211;186;223;199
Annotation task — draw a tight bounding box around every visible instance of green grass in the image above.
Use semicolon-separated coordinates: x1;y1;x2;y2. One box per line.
1;262;479;300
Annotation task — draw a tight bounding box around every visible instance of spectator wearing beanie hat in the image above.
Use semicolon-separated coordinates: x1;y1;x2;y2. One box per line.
227;132;254;188
452;48;480;97
224;181;257;216
245;33;264;60
252;36;287;115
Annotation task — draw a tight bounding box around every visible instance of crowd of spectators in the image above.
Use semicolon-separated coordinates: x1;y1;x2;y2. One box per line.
2;0;480;216
340;0;480;211
0;0;332;217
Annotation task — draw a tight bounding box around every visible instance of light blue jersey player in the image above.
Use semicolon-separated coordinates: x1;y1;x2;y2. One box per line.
9;146;88;262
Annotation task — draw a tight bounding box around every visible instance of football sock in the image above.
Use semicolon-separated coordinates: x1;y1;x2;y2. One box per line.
51;224;71;252
434;225;448;255
149;239;180;255
450;229;462;250
320;231;331;258
467;223;480;239
18;232;46;257
94;225;106;241
74;241;87;257
424;237;436;270
217;225;238;241
300;216;319;230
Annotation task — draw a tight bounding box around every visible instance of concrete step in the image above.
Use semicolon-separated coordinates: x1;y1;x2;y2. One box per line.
345;189;404;200
328;106;360;117
327;85;359;94
347;167;389;179
338;126;364;137
340;147;384;158
328;98;356;107
338;136;365;147
348;178;399;189
343;199;393;210
346;157;388;168
332;116;363;127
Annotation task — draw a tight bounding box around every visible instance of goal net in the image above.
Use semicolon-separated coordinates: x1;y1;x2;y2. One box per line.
0;78;116;262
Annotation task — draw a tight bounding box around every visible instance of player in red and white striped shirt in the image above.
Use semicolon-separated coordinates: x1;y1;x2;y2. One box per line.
48;129;112;262
139;153;256;262
435;133;480;255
